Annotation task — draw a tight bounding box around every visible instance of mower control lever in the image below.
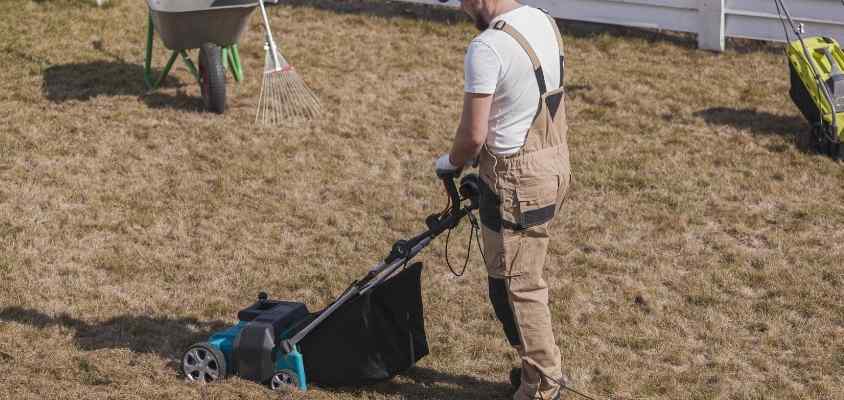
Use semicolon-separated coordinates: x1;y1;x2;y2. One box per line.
434;172;480;228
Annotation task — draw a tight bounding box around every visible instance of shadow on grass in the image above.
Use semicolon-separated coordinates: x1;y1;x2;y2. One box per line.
325;366;513;400
142;91;206;111
41;61;210;111
0;306;227;361
726;37;786;55
694;107;807;137
42;61;183;101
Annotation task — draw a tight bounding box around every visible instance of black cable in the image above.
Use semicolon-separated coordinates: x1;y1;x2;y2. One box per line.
443;217;472;277
533;369;608;400
467;211;489;268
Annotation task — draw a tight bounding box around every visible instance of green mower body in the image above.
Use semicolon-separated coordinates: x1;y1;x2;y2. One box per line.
788;36;844;158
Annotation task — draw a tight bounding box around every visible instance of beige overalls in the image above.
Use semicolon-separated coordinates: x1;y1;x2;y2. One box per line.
479;15;571;400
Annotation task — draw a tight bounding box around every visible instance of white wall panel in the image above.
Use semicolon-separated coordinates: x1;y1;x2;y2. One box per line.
725;0;844;44
522;0;699;32
398;0;844;51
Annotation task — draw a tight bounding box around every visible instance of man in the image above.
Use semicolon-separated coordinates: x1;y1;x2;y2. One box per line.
435;0;572;399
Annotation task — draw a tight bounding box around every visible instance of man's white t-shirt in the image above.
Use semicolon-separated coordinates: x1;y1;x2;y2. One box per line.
464;6;561;157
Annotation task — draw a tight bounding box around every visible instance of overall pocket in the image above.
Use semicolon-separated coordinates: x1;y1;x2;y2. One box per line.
514;175;561;230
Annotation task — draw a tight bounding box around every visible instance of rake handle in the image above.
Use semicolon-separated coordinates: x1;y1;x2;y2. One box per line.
257;0;281;69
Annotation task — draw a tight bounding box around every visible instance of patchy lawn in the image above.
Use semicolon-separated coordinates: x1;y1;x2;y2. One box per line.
0;1;842;399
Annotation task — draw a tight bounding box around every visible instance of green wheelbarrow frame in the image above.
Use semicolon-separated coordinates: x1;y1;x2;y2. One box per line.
143;11;245;91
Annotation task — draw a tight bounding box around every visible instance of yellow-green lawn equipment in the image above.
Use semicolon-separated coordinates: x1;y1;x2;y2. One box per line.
777;0;844;159
788;36;844;158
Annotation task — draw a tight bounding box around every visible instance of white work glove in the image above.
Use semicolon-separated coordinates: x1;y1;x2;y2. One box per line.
435;154;460;177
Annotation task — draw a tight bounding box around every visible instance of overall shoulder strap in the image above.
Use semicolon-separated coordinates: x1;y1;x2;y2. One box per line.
544;14;565;88
492;20;547;95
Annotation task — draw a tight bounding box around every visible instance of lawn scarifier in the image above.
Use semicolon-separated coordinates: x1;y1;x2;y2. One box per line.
182;172;481;392
776;0;844;158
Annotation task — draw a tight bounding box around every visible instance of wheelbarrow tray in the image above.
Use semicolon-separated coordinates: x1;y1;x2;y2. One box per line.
149;0;258;50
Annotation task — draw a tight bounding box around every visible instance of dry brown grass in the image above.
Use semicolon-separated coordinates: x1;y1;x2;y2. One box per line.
1;0;843;399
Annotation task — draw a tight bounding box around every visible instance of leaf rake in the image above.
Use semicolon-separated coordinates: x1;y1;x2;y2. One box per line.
255;1;321;124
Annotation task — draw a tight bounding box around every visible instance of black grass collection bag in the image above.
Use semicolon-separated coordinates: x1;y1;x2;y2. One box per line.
298;262;429;386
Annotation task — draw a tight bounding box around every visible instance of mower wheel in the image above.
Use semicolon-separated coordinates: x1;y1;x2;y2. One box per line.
199;43;226;114
269;369;299;392
182;342;227;384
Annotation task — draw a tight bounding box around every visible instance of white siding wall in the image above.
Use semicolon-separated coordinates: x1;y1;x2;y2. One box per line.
405;0;844;51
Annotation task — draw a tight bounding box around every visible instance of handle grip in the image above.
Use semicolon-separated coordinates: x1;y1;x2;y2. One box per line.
820;47;843;76
440;172;462;212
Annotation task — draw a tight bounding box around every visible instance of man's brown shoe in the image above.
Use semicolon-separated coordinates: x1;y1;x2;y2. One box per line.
509;367;564;399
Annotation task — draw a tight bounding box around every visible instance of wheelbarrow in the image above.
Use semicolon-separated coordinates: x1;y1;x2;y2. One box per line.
145;0;258;113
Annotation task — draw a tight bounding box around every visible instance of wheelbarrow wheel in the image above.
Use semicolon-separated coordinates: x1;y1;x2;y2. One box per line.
199;43;226;114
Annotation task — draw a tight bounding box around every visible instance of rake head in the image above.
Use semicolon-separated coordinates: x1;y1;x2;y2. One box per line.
255;45;321;125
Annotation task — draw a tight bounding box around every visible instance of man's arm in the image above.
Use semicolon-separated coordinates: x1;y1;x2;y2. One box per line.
448;92;493;167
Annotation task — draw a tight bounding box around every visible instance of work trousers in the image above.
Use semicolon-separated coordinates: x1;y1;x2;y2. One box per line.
479;146;570;400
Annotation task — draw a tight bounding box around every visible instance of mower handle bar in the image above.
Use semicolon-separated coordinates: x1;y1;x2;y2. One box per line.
361;205;474;292
279;173;480;354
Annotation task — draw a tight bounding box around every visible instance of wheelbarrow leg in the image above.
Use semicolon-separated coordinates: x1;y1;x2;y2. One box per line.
145;11;190;91
151;51;180;90
179;50;200;82
144;12;155;89
224;44;244;83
